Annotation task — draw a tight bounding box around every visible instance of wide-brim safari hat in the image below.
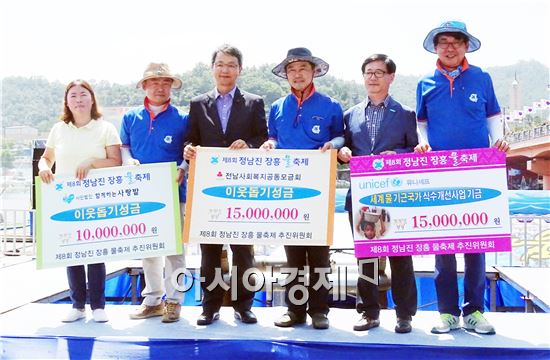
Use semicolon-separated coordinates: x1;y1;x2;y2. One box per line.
272;47;329;79
423;20;481;54
136;63;182;89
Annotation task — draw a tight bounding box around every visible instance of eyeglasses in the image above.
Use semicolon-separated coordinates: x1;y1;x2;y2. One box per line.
363;70;386;79
436;40;464;49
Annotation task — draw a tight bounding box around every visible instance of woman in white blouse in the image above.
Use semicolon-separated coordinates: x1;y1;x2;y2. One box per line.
38;79;122;323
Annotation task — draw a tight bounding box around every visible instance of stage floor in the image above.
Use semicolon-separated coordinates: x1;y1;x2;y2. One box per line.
1;304;549;359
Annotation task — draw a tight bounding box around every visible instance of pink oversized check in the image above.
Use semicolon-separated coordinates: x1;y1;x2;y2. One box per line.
350;148;511;257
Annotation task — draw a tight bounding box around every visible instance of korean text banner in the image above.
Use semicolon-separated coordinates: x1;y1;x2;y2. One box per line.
350;148;511;257
184;148;336;246
36;162;182;269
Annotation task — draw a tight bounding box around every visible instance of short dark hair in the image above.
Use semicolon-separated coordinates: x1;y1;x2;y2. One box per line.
211;44;243;68
361;54;396;74
61;79;102;124
433;32;469;48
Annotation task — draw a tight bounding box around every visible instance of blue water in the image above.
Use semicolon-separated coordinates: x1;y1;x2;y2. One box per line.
508;190;550;215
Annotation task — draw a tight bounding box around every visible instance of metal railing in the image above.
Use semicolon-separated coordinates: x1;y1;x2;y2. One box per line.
0;209;36;256
506;124;550;144
491;214;550;268
1;208;548;268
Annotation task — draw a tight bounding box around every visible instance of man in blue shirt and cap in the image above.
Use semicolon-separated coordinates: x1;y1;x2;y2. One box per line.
416;20;509;335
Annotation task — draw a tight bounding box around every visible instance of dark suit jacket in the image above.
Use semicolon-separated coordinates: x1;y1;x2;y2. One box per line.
343;96;418;211
186;87;267;148
185;87;267;312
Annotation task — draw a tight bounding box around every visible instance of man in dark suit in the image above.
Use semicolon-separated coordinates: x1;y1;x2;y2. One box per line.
184;44;267;325
337;54;418;334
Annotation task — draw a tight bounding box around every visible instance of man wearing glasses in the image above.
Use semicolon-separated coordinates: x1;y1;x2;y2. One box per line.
184;44;267;326
338;54;418;333
415;21;508;335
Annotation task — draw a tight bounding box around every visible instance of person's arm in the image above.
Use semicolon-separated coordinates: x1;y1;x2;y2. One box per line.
38;147;56;184
414;80;431;153
121;146;140;165
241;97;267;149
414;120;431;153
487;114;509;152
75;144;122;180
120;114;140;165
322;101;345;151
261;103;278;150
380;218;386;236
338;109;353;162
390;109;419;154
184;101;201;160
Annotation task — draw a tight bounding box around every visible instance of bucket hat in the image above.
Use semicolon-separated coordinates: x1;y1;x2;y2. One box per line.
272;47;329;79
136;63;182;89
423;20;481;53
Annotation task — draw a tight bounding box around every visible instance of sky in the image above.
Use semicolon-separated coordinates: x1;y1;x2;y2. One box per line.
1;0;548;85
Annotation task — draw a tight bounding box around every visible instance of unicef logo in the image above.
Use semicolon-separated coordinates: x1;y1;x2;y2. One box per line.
392;178;402;187
372;159;384;170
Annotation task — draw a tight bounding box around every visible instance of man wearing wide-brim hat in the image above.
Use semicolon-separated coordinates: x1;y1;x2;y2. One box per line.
121;62;189;323
262;47;344;330
415;21;509;335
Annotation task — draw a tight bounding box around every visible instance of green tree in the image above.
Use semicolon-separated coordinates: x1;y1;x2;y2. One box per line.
1;150;15;169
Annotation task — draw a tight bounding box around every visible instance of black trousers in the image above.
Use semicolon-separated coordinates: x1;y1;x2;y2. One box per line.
200;244;255;313
283;245;331;316
347;210;417;319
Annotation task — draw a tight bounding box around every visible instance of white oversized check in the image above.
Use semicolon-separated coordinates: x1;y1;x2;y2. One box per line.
350;148;511;257
36;162;182;269
184;148;336;246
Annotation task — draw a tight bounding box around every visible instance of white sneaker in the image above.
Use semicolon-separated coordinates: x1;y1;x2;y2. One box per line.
463;311;495;335
92;308;109;323
62;308;86;323
431;313;460;334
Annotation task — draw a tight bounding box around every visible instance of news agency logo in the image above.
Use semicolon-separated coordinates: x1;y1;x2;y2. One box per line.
168;259;379;303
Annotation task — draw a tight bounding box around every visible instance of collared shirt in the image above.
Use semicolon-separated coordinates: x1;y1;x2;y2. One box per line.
144;97;170;133
45;119;121;176
268;91;344;150
215;86;236;133
364;96;390;149
120;104;189;202
416;59;501;151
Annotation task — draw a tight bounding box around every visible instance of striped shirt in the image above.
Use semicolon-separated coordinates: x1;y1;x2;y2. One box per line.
364;96;390;148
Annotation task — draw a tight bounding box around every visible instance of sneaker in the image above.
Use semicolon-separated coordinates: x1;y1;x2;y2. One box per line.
463;311;496;335
129;303;165;319
431;313;460;334
62;308;86;323
162;301;181;323
92;308;109;323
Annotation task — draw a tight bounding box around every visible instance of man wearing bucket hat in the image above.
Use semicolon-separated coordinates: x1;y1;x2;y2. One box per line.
262;47;344;330
184;44;267;326
338;54;418;333
121;63;188;323
415;21;509;335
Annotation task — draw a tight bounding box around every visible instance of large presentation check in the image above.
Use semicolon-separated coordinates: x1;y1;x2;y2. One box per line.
184;147;336;246
350;148;511;257
36;162;182;269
